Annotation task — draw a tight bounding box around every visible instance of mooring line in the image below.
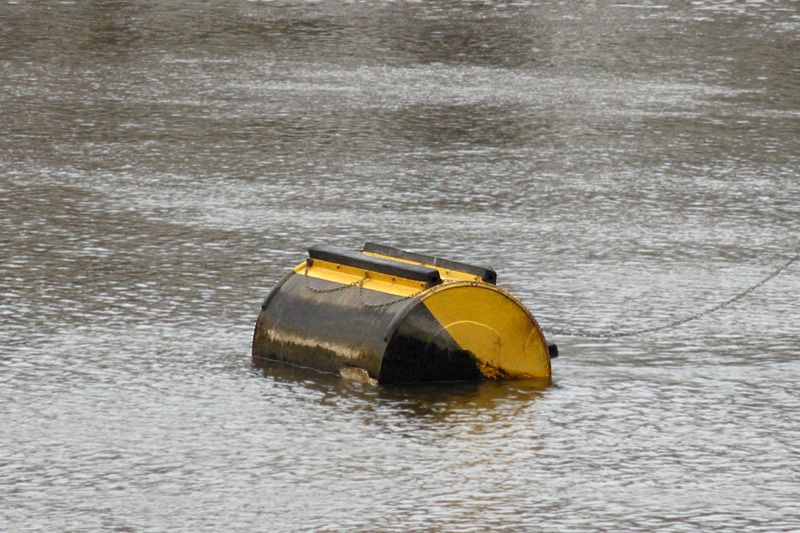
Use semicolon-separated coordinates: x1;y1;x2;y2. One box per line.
544;252;799;339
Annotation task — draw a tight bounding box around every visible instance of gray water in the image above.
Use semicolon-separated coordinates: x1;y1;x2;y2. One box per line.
2;1;799;531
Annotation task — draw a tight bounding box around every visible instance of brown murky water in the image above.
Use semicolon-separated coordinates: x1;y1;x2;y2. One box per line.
2;1;799;531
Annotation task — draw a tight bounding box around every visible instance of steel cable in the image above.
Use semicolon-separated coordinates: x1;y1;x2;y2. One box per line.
544;252;799;339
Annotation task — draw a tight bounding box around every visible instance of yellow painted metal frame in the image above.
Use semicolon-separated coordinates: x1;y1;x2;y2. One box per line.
294;259;428;297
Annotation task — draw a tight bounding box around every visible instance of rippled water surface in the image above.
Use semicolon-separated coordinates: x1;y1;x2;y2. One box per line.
2;1;799;531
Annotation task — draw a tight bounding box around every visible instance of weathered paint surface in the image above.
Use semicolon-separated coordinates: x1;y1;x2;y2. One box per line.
422;282;551;380
252;273;412;378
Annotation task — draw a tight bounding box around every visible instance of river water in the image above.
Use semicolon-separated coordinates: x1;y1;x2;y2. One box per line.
2;1;799;531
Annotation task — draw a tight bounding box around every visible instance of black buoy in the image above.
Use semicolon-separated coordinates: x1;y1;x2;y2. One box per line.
252;243;555;385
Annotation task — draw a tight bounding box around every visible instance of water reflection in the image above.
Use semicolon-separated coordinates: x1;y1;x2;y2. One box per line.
255;358;546;422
